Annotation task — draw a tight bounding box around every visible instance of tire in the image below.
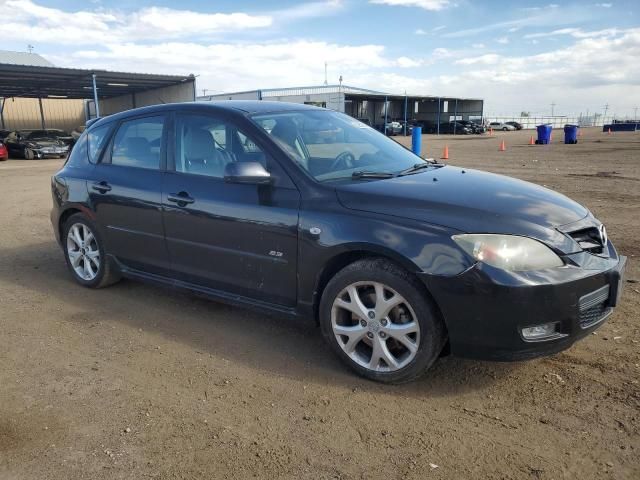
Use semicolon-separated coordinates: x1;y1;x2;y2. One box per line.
319;258;446;384
62;213;121;288
502;127;508;131
24;148;34;160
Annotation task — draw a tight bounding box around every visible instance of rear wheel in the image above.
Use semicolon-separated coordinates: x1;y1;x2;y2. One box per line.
62;213;120;288
24;148;34;160
320;258;446;383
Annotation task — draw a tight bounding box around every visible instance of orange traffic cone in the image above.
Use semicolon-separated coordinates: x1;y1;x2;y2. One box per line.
529;135;535;145
499;140;506;151
578;128;582;137
608;127;612;135
489;127;493;136
441;144;449;160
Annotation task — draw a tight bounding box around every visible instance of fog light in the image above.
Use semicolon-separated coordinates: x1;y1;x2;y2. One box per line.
522;322;559;341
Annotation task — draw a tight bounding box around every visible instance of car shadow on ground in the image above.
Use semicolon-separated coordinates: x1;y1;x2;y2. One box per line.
1;240;522;397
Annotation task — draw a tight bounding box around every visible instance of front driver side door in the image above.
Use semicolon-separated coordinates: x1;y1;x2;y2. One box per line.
162;112;300;307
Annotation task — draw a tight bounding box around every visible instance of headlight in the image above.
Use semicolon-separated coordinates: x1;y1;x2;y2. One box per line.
452;234;563;271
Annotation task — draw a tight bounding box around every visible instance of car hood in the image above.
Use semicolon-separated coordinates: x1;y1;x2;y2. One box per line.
335;165;589;253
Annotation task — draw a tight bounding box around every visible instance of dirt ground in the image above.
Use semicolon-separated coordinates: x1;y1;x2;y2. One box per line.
1;128;638;480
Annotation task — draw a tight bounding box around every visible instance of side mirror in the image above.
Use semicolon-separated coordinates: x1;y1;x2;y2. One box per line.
224;161;272;185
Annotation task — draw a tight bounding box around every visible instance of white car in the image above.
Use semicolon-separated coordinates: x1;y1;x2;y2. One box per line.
489;122;516;131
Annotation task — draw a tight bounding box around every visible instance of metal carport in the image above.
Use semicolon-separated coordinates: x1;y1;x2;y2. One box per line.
0;63;196;129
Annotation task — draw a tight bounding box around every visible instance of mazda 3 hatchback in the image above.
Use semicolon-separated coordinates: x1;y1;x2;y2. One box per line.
51;102;626;383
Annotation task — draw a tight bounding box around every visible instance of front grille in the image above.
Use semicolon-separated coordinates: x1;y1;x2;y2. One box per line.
579;302;611;328
568;227;605;254
579;285;611;328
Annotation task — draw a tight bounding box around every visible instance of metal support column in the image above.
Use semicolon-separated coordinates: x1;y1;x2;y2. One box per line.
0;98;5;129
92;74;100;118
403;95;408;136
437;97;441;135
38;97;46;129
453;98;458;135
384;95;388;135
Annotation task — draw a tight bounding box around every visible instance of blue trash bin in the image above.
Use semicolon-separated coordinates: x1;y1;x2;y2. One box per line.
536;124;552;144
564;124;578;144
411;126;422;156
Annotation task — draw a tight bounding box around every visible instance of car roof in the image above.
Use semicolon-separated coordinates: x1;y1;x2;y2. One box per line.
90;100;324;130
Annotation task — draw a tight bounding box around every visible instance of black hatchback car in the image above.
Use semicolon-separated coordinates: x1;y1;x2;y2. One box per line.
51;102;626;383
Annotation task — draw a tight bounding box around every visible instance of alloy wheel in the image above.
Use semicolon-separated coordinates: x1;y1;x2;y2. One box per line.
331;281;420;372
66;223;100;281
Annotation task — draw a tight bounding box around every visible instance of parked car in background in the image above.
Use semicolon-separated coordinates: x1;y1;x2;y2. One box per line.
45;129;74;146
4;130;70;159
489;122;516;131
50;101;626;383
505;121;523;130
457;120;485;134
439;122;473;134
0;129;11;142
0;140;8;161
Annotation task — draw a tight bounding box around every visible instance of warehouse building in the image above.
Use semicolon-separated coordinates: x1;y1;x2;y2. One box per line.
0;50;196;132
199;84;484;134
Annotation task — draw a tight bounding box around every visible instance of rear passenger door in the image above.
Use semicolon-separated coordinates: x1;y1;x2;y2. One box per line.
88;114;171;275
162;112;300;307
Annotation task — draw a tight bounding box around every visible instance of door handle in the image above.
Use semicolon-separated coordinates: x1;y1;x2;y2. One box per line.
91;181;112;193
167;192;195;205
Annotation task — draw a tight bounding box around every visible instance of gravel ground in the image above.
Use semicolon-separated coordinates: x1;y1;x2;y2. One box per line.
0;127;638;479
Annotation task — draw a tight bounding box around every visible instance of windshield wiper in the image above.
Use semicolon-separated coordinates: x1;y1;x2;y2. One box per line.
351;171;396;179
398;162;442;176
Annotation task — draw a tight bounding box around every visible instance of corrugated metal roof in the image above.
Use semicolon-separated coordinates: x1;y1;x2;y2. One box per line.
0;50;54;67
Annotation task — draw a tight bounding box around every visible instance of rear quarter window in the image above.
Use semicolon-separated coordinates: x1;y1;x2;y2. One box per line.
65;132;89;168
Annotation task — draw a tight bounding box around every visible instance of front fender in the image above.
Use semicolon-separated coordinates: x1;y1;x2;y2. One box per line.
297;207;473;310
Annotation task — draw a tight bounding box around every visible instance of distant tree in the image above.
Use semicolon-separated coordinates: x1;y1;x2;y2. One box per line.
520;111;530;117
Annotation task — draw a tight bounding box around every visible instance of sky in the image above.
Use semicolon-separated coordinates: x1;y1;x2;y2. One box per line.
1;0;639;117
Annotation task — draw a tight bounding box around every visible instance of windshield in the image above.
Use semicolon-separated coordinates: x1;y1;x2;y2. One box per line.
250;110;428;182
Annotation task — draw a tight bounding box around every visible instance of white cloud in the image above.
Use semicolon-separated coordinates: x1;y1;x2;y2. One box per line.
524;27;621;39
369;0;450;11
3;0;274;44
472;43;485;48
415;28;428;35
446;28;640;113
396;56;423;67
595;3;612;7
497;37;509;44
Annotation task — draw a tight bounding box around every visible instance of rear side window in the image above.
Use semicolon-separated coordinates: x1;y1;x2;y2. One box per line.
87;124;112;164
111;116;164;170
65;132;88;167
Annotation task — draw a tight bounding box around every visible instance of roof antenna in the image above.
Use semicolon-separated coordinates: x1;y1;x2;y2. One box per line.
27;44;34;53
324;62;328;86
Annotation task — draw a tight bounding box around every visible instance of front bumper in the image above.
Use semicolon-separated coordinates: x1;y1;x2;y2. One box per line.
30;148;68;158
421;242;627;361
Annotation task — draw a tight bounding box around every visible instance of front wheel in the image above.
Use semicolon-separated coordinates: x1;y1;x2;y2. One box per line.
24;148;35;160
320;258;446;383
62;213;120;288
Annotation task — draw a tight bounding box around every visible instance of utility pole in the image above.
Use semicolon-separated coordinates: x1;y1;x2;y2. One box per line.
324;62;328;86
634;106;638;120
550;102;556;117
202;89;208;97
27;44;34;53
603;103;609;120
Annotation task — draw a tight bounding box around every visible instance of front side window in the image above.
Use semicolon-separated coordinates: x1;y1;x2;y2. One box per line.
111;116;164;170
87;124;112;164
251;110;425;182
175;114;267;178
